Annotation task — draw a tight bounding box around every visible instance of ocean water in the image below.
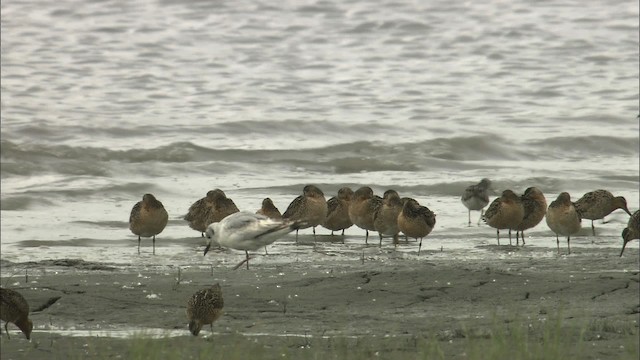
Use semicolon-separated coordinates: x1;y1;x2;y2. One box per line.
1;0;638;267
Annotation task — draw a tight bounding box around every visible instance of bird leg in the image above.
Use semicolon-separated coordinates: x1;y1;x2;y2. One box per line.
591;220;595;236
556;234;560;254
138;236;141;255
567;236;571;255
477;209;484;226
152;235;156;255
365;230;369;244
508;229;512;245
378;233;383;247
418;238;423;256
496;229;500;245
467;210;471;227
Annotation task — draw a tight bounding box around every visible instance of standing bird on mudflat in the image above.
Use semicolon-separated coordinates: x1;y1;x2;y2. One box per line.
322;187;354;238
461;178;492;226
1;287;33;340
620;209;639;257
129;193;169;255
514;187;547;245
483;190;525;245
348;186;383;244
187;283;224;337
282;185;328;244
256;198;282;254
256;198;282;220
397;198;436;255
184;189;239;237
574;189;632;236
546;192;581;254
205;211;304;269
374;189;404;247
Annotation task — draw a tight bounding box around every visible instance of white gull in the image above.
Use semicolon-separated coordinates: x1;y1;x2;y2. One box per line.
204;211;304;269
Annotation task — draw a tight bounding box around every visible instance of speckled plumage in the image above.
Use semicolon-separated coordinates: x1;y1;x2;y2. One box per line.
129;193;169;255
283;185;328;242
397;198;436;255
546;192;581;254
514;187;547;245
184;189;239;236
620;210;639;257
186;283;224;336
574;189;632;236
322;187;354;237
483;190;525;245
373;190;403;246
348;186;383;244
461;178;492;226
1;287;33;340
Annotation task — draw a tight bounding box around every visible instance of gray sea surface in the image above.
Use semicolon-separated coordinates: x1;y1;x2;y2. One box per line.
1;0;638;266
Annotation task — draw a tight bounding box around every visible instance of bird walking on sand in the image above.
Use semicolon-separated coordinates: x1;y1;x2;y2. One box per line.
574;189;632;236
620;209;639;257
204;212;304;269
514;187;547;245
184;189;239;237
397;198;436;255
374;189;404;247
187;283;224;336
129;193;169;255
322;187;354;239
546;192;581;254
1;287;33;340
282;185;328;244
461;178;492;226
483;190;525;245
348;186;383;244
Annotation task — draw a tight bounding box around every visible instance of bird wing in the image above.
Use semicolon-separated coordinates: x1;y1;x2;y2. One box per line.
129;201;142;223
282;195;304;219
326;197;340;214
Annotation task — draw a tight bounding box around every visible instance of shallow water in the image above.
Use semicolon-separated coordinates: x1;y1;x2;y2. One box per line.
1;0;638;265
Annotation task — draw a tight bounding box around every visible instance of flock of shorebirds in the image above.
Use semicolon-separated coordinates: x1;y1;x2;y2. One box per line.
2;180;639;341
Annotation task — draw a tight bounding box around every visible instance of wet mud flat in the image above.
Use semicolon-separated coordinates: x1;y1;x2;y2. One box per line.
0;243;638;359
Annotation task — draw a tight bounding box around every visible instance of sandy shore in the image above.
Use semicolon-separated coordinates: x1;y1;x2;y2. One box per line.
1;239;638;359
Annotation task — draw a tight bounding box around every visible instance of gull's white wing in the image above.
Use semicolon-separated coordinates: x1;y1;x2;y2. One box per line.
217;212;295;250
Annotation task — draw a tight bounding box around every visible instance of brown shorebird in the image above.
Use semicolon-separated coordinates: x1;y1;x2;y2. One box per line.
574;189;632;236
348;186;383;244
282;185;328;244
461;178;492;226
374;189;403;247
514;187;547;245
129;193;169;255
184;189;239;237
546;192;581;254
322;187;354;239
620;209;639;257
1;287;33;340
256;198;282;220
187;283;224;336
256;198;282;254
397;198;436;255
483;190;525;245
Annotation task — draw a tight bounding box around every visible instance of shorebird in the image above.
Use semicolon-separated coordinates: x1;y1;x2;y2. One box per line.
129;193;169;255
256;198;282;220
574;189;632;236
546;192;581;254
374;189;403;247
322;187;354;239
461;178;492;226
184;189;239;237
483;190;525;245
187;283;224;337
620;209;639;257
256;198;282;254
397;198;436;255
0;287;33;340
348;186;383;244
204;212;304;269
514;187;547;245
282;185;328;244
